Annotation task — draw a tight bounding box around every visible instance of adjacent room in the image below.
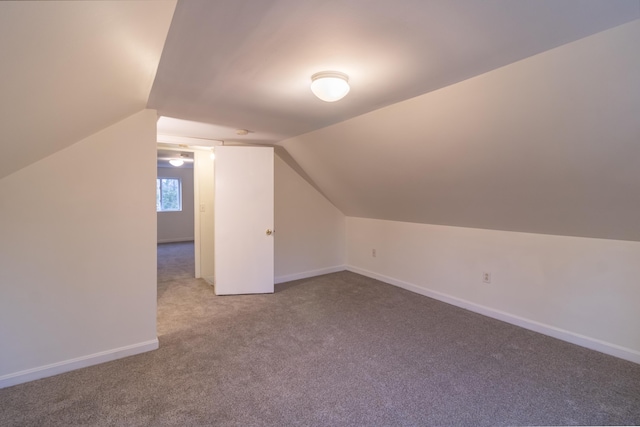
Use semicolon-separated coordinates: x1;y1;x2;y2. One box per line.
1;1;639;425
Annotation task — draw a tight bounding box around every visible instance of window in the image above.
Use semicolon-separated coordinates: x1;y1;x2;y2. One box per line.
157;178;182;212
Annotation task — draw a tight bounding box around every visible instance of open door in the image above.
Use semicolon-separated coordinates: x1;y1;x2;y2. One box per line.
214;146;274;295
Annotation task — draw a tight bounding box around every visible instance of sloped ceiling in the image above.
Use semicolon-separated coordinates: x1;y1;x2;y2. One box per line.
281;20;640;241
148;0;639;144
4;1;638;241
147;0;639;241
0;1;176;179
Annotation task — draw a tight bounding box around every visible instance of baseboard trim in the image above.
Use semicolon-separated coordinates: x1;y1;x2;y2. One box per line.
157;238;194;244
346;265;640;365
0;338;159;389
275;265;346;284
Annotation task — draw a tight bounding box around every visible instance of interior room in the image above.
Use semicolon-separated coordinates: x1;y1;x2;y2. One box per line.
157;149;195;245
1;1;639;425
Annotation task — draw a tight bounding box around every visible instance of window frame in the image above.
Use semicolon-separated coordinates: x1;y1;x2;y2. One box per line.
156;177;182;212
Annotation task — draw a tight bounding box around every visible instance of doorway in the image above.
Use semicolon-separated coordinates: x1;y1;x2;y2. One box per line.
156;146;215;283
156;142;275;295
157;149;195;247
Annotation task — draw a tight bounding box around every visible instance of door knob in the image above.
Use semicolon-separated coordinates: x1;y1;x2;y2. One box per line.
266;229;273;236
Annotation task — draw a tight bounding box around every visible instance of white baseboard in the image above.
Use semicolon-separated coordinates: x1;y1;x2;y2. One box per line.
346;265;640;365
157;238;194;244
275;265;346;284
0;338;159;389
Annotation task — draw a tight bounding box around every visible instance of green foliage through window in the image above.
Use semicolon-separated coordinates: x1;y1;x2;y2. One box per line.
157;178;182;212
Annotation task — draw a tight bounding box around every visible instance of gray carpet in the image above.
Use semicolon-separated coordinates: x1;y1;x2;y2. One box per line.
1;241;639;426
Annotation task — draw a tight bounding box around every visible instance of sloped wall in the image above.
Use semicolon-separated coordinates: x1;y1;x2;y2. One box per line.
277;19;640;363
274;155;346;282
0;1;176;179
0;110;158;387
346;217;640;363
281;19;640;242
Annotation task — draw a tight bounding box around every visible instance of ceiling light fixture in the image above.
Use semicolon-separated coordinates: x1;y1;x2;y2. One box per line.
310;71;350;102
169;159;184;167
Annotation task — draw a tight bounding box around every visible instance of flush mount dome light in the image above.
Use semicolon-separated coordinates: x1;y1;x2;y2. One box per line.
169;159;184;167
310;71;350;102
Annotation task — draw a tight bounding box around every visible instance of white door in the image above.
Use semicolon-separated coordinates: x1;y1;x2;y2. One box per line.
214;146;274;295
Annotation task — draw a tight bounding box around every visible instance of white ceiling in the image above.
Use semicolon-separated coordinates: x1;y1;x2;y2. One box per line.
148;0;639;144
3;1;639;241
0;1;176;179
157;149;194;169
281;19;640;241
147;0;640;241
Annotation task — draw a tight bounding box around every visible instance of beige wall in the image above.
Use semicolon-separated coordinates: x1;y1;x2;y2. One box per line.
0;110;158;387
346;217;640;363
157;166;195;243
0;1;176;180
274;155;346;282
281;20;640;242
194;150;215;282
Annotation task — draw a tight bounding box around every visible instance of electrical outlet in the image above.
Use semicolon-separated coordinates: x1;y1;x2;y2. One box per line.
483;272;491;284
372;248;377;257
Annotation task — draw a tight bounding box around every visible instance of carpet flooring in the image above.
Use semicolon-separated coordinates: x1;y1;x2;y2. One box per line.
1;241;639;426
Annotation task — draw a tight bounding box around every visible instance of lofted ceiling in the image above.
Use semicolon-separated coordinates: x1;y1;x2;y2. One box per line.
2;1;639;241
280;19;640;241
149;0;640;241
148;0;639;144
0;0;176;179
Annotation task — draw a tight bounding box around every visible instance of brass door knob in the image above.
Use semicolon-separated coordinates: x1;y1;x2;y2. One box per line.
266;229;273;236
